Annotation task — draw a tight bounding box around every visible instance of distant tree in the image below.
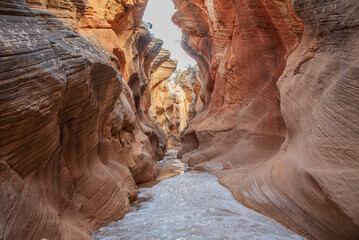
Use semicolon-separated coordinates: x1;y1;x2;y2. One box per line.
145;22;153;29
172;69;182;84
141;21;154;36
185;64;198;75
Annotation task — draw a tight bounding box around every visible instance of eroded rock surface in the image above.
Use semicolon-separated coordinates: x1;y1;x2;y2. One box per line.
149;53;189;149
175;66;204;158
177;66;203;124
27;0;166;166
173;0;303;168
0;1;135;239
174;0;359;239
0;0;175;239
2;0;358;239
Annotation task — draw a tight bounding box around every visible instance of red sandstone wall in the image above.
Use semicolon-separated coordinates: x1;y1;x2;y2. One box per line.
173;0;302;167
0;0;168;239
174;0;359;239
1;0;358;239
0;1;135;239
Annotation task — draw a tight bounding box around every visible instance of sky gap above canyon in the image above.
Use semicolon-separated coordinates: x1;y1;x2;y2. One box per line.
143;0;196;70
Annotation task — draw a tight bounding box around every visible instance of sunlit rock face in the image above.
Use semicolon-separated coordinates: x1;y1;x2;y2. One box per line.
26;0;87;29
0;1;137;239
149;52;189;149
0;0;172;239
26;0;166;169
177;67;203;124
176;67;204;157
26;0;148;79
173;0;359;239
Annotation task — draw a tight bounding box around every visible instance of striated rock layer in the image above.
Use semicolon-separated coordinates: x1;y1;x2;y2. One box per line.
177;66;203;125
29;0;170;172
175;66;204;157
27;0;167;165
0;1;135;239
174;0;359;239
173;0;303;168
149;51;189;149
0;0;176;239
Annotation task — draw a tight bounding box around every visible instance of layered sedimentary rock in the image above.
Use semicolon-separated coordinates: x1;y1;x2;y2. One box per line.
175;66;203;157
174;0;359;239
0;1;136;239
0;0;171;239
25;0;87;29
2;0;358;239
177;66;203;124
26;0;148;76
173;0;303;168
149;52;189;149
27;0;167;165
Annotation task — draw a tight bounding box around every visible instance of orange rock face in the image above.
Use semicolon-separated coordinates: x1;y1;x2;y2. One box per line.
25;0;163;175
149;51;189;149
176;67;204;157
0;0;170;239
0;1;135;239
177;67;203;123
2;0;358;239
174;0;359;239
173;0;303;167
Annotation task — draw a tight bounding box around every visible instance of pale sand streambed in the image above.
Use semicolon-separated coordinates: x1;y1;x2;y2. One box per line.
92;150;305;240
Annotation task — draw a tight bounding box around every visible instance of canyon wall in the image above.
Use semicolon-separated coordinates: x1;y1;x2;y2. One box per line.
149;51;189;149
175;66;203;156
173;0;359;239
0;0;175;239
173;0;303;168
26;0;169;173
177;66;203;125
26;0;168;160
0;1;133;239
1;0;358;239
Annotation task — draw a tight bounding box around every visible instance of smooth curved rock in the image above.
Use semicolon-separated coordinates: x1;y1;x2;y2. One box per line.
174;0;359;239
26;0;163;179
149;53;190;149
0;1;136;239
174;0;303;168
177;66;203;123
0;0;173;239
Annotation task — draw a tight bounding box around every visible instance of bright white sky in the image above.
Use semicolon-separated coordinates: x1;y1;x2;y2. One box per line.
143;0;196;71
